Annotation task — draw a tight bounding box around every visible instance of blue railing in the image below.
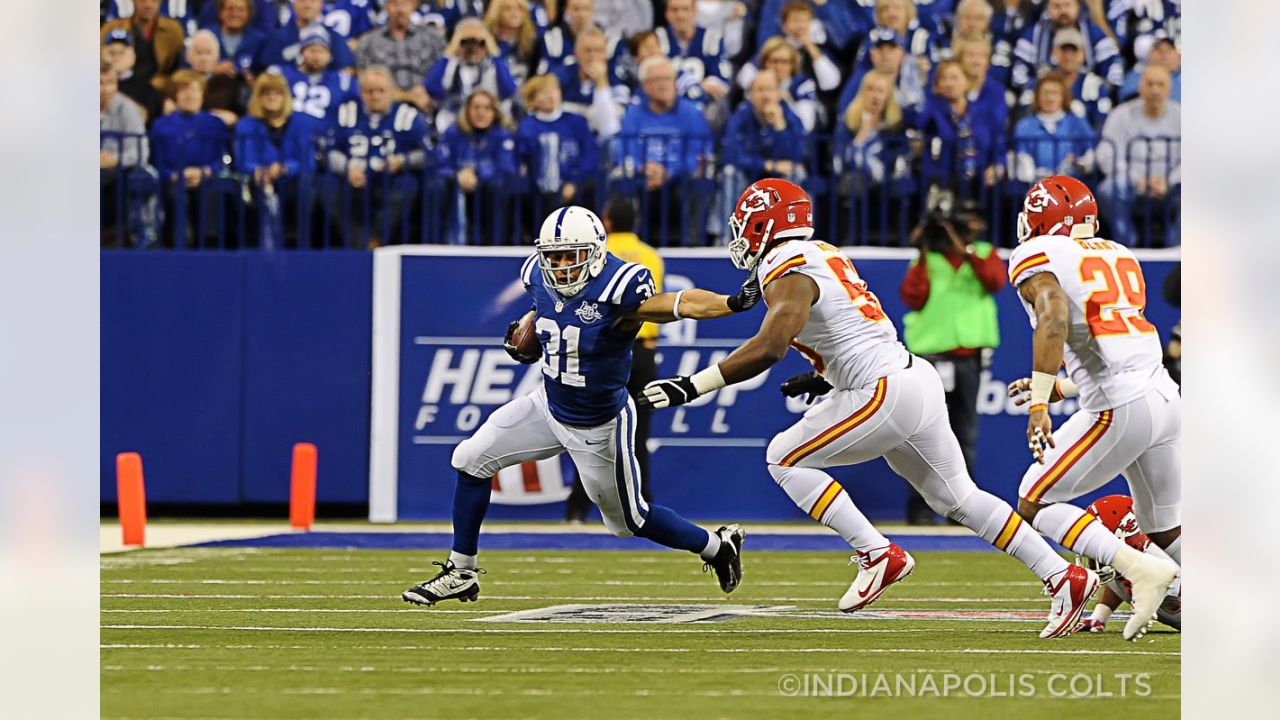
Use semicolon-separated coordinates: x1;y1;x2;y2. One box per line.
100;131;1180;250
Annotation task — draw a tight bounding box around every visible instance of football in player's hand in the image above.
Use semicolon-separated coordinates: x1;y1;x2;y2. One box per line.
505;310;541;363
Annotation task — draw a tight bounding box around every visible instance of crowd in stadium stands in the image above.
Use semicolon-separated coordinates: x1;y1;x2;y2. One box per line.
99;0;1181;249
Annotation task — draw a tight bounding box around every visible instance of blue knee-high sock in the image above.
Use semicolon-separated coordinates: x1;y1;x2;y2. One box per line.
636;504;712;555
451;472;491;556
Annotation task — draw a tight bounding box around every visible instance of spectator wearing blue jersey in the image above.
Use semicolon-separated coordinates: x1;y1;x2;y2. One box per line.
235;72;323;248
424;18;518;132
834;70;913;196
517;75;600;220
864;0;937;79
1010;71;1095;183
1119;32;1179;103
695;0;750;61
935;1;1001;72
740;39;823;132
272;29;360;128
918;59;1005;198
616;57;715;245
322;66;430;247
755;0;864;55
737;3;842;100
202;0;269;79
259;0;357;72
1019;28;1112;129
722;70;807;196
199;0;280;36
484;0;543;88
416;0;486;31
437;89;521;244
1011;0;1121;93
537;0;627;80
954;38;1008;134
150;70;236;247
279;0;377;44
839;28;925;130
553;26;626;137
655;0;733;125
108;0;200;38
356;0;446;113
991;0;1041;60
1106;0;1179;68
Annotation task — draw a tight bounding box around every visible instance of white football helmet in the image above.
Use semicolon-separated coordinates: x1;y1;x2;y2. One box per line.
535;206;608;298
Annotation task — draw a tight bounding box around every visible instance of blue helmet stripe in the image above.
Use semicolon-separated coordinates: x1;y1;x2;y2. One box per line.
553;206;571;239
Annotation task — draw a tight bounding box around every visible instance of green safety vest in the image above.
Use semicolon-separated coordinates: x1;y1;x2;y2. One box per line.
902;243;1001;355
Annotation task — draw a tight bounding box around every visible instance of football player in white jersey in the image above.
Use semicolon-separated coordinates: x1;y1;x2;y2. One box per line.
639;179;1100;639
1005;175;1180;641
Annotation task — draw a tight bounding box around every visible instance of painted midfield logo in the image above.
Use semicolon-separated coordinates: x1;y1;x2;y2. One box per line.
574;302;604;324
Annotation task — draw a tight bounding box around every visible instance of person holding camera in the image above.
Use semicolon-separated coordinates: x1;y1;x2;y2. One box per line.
898;195;1006;524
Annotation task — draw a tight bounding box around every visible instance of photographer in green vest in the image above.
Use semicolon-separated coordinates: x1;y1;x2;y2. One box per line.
899;194;1006;524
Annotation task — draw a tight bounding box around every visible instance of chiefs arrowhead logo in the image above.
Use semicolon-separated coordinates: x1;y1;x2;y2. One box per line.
1023;183;1058;215
738;186;777;215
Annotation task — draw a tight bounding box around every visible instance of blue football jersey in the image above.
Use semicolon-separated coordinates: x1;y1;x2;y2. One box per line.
520;251;656;428
274;64;359;126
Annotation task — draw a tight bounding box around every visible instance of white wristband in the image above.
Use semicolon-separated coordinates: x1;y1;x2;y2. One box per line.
671;290;686;320
691;365;727;395
1030;371;1057;408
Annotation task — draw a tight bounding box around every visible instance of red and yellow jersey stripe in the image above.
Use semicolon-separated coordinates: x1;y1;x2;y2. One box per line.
779;377;888;467
1024;410;1113;503
761;256;806;287
1009;252;1050;285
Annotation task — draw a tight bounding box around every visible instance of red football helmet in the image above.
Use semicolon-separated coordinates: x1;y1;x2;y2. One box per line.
727;178;814;270
1085;494;1150;553
1016;175;1100;243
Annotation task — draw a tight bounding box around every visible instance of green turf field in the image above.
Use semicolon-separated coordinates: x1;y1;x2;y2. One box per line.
101;546;1179;719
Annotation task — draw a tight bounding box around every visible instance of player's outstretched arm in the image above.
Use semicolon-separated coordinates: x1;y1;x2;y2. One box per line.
638;274;816;410
630;271;762;324
1018;272;1071;462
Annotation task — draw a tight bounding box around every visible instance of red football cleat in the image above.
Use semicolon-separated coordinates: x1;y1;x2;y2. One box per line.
839;543;915;612
1041;564;1100;639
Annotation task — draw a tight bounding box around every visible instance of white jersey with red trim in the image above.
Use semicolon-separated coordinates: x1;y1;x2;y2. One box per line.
1008;235;1167;412
757;239;910;390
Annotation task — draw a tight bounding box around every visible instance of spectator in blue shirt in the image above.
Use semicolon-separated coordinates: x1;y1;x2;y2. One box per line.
723;70;808;186
436;89;520;244
935;1;1005;78
954;37;1008;134
201;0;270;79
1010;71;1095;183
517;74;600;219
616;57;714;245
861;0;937;77
834;70;913;196
1107;0;1179;68
199;0;280;36
918;59;1005;198
424;18;518;132
323;66;430;247
744;38;823;132
150;70;236;247
737;2;842;103
840;28;926;130
271;28;360;129
234;72;324;248
1019;28;1113;130
755;0;864;55
553;26;627;137
655;0;733;126
1119;33;1180;103
536;0;624;77
484;0;543;88
258;0;357;72
1011;0;1122;93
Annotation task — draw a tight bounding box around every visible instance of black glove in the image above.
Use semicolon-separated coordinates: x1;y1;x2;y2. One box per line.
726;272;762;312
638;375;700;410
780;371;832;404
503;320;541;364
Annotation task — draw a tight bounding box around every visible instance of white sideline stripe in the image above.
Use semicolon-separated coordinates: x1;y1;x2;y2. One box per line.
411;336;750;348
100;641;1178;657
102;625;1025;635
102;609;504;614
103;578;1043;594
102;664;800;674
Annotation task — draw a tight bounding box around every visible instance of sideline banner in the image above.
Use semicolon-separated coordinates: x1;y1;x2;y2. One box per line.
370;247;1180;522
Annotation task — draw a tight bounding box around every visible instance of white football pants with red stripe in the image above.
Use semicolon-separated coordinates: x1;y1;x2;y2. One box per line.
1019;373;1181;534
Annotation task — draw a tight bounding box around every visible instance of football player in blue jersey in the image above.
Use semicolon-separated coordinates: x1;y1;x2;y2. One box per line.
403;206;761;605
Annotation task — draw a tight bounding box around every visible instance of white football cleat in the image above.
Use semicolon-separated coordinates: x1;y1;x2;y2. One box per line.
1121;553;1179;641
1040;564;1100;639
839;543;915;612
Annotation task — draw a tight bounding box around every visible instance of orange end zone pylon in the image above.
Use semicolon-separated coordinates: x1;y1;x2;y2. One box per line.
290;442;317;530
116;452;147;546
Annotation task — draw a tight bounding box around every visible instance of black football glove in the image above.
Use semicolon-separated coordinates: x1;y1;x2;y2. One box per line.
503;320;541;364
726;272;762;312
638;375;700;410
780;371;832;404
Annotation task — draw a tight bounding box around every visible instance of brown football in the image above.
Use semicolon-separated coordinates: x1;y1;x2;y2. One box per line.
510;310;541;358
